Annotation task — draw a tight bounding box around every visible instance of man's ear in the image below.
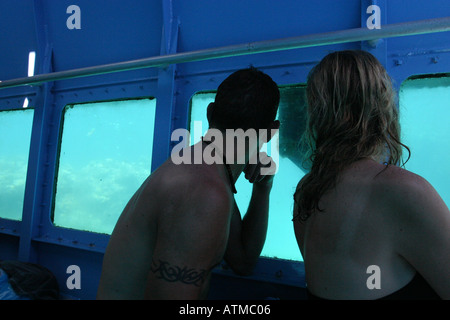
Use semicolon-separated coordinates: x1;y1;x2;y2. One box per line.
266;120;280;142
206;102;214;125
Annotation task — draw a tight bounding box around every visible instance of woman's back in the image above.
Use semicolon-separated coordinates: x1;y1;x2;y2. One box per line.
293;50;449;299
294;158;449;299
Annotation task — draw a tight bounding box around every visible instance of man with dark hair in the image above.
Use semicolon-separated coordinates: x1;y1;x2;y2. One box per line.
97;67;280;299
209;67;279;131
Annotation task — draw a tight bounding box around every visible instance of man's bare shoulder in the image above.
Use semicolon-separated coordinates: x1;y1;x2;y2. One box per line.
150;163;234;265
147;162;233;219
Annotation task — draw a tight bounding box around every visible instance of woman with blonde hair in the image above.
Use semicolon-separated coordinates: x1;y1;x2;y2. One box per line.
293;50;450;300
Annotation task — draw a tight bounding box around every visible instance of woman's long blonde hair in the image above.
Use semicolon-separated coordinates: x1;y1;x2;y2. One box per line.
294;50;410;221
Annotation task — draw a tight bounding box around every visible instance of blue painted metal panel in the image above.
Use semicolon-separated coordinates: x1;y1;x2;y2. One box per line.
387;1;450;64
0;0;38;81
173;0;362;77
152;0;180;170
38;0;163;71
173;0;361;52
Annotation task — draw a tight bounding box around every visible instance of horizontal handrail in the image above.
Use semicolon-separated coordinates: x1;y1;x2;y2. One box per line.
1;16;450;89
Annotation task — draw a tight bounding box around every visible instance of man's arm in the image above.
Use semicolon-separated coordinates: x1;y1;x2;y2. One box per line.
145;184;232;299
224;152;275;275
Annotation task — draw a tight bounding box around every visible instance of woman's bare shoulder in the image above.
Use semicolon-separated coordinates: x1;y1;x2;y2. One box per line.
374;163;449;236
373;164;432;197
374;166;450;299
368;163;448;227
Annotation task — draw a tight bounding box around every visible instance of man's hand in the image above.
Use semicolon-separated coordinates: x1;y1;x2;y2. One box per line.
224;151;276;275
244;152;277;188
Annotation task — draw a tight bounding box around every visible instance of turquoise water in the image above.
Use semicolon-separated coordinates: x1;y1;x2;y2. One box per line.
0;108;34;220
53;99;156;234
1;77;449;263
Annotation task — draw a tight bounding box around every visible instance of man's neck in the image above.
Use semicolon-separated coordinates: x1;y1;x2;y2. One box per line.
201;128;254;191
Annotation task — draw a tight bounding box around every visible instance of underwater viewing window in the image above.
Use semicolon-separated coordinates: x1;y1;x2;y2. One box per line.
399;75;450;208
189;86;308;261
53;98;156;234
0;108;34;221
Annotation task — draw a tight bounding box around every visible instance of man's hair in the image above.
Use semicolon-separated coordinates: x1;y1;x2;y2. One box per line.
294;50;410;221
208;67;280;131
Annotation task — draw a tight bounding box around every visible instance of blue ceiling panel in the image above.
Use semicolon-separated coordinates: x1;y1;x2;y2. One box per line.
173;0;362;53
0;0;38;81
40;0;163;72
387;0;450;54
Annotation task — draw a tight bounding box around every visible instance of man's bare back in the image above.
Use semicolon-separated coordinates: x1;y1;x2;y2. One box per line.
97;149;235;299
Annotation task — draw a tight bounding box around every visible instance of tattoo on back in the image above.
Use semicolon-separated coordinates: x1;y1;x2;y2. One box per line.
150;259;207;287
